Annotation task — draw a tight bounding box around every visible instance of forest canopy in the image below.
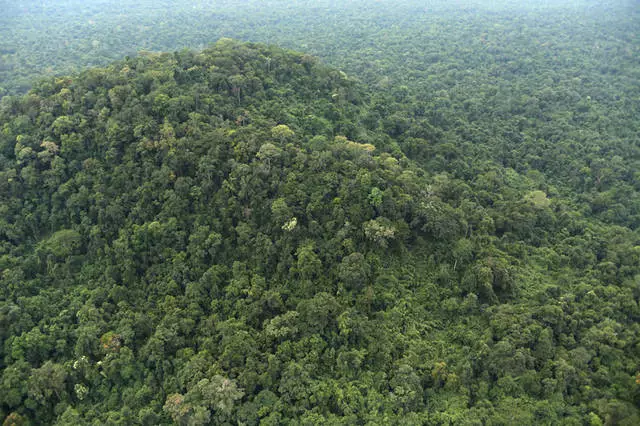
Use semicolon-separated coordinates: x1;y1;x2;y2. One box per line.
1;1;640;425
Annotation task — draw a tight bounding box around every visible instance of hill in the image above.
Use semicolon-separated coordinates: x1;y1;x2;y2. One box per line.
1;39;640;425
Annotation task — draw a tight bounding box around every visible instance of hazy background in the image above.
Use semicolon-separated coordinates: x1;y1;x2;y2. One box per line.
1;0;638;95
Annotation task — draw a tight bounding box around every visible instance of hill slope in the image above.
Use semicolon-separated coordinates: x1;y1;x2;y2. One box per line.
1;40;640;425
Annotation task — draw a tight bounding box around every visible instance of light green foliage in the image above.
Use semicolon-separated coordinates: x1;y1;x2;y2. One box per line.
271;125;294;143
368;187;383;208
164;375;243;424
37;229;81;259
524;190;551;209
281;217;297;232
74;384;89;401
363;217;396;248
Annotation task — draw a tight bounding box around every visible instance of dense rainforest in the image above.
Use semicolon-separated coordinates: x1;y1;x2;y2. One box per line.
1;1;640;425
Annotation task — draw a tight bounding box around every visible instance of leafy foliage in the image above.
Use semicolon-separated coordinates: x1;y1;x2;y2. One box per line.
1;1;640;424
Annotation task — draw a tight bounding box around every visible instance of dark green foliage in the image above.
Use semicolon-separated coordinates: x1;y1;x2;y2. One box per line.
1;1;640;424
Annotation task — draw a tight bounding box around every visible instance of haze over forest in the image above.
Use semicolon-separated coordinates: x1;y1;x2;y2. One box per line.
1;0;639;425
2;0;636;95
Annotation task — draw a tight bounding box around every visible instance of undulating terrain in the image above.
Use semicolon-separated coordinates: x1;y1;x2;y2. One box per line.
1;1;639;424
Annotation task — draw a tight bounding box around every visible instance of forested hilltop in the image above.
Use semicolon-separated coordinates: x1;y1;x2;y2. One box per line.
1;36;640;425
1;0;640;425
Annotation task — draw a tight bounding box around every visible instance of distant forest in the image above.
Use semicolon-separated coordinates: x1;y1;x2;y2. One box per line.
1;0;640;424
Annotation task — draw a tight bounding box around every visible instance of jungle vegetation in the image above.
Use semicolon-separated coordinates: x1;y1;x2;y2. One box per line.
1;0;640;424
